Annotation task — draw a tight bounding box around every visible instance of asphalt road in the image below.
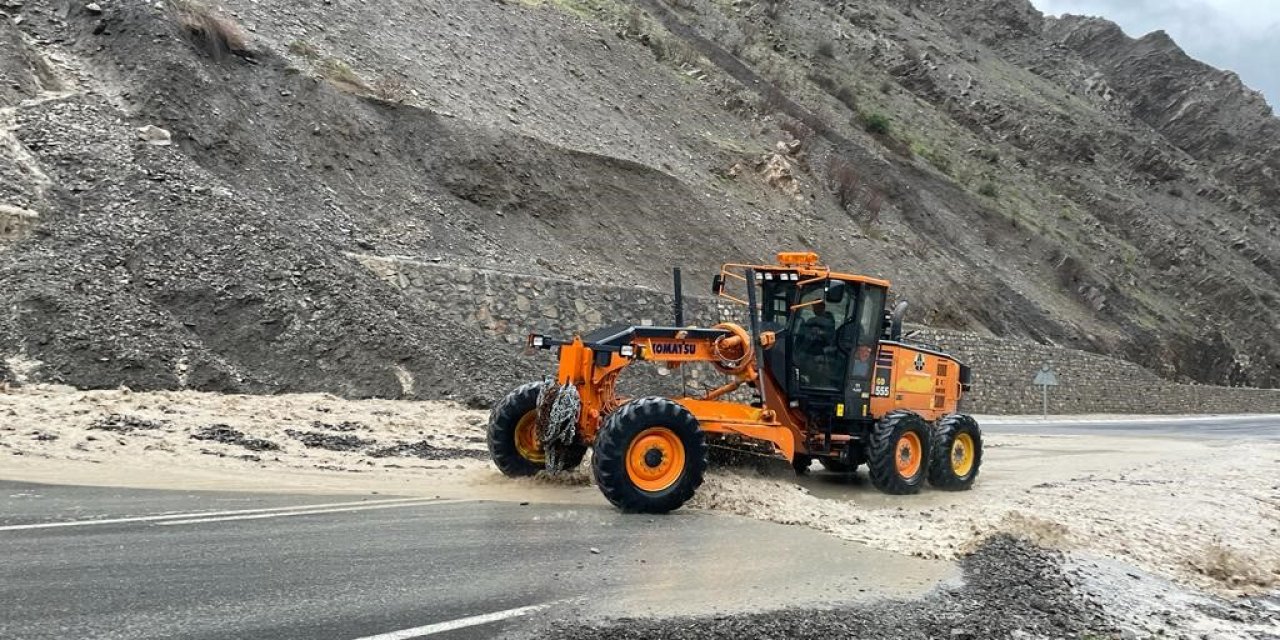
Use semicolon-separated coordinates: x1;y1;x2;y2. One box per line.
0;481;945;640
981;414;1280;440
6;414;1275;639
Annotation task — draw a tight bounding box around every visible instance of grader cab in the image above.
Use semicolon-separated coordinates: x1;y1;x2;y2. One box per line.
488;252;982;513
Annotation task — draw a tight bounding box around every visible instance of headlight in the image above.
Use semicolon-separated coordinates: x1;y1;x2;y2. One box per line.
620;345;635;357
532;336;545;347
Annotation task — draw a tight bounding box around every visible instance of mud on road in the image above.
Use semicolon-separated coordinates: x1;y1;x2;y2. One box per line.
2;386;1278;637
534;535;1115;640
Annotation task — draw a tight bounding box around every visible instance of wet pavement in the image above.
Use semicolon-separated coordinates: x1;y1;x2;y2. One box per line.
981;414;1280;440
0;481;952;640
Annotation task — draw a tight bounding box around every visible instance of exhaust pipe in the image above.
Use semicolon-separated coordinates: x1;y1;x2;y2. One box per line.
889;301;908;341
672;267;684;326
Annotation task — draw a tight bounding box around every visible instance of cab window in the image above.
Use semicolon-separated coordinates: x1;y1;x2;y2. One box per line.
791;283;853;390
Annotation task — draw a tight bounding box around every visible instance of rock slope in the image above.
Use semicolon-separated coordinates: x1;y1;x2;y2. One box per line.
0;0;1276;399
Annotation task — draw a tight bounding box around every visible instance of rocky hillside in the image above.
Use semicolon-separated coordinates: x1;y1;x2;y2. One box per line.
0;0;1276;400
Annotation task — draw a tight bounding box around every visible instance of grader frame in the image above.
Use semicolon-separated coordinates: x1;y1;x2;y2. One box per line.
490;252;982;513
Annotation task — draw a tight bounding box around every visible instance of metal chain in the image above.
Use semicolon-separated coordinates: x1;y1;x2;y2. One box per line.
537;381;580;472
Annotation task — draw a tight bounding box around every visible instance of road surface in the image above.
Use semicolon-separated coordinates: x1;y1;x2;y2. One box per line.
4;413;1276;639
980;413;1280;440
0;481;947;640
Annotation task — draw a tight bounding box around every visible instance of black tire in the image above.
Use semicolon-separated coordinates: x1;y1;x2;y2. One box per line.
487;383;586;477
868;410;931;495
819;457;858;474
591;397;707;514
488;382;543;477
928;414;982;490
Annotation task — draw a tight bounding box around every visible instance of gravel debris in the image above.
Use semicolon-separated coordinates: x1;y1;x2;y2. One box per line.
310;420;367;433
190;424;280;452
88;414;170;433
198;448;262;463
365;440;485;460
284;429;374;452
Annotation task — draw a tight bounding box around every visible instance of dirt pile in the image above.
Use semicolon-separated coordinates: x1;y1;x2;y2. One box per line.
0;385;490;476
536;535;1116;640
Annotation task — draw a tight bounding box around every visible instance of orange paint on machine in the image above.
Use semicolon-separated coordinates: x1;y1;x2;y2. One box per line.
490;252;983;513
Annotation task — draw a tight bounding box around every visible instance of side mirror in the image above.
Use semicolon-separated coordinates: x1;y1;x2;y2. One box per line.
711;274;725;295
824;281;846;304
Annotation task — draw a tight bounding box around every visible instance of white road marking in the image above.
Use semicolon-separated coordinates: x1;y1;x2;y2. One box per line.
350;604;551;640
0;497;435;532
157;499;466;526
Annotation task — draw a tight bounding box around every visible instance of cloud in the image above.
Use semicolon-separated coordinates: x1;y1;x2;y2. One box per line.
1030;0;1280;104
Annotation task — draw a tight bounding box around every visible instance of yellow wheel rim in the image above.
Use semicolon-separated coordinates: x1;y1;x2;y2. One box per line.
896;431;923;478
626;427;686;493
951;432;975;477
514;412;544;464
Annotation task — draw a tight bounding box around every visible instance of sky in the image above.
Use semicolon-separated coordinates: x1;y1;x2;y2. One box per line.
1030;0;1280;106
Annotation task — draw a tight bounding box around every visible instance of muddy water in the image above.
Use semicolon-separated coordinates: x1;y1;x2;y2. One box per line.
560;509;957;618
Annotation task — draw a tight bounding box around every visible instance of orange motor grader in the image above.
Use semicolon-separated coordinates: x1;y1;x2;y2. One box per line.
488;252;982;513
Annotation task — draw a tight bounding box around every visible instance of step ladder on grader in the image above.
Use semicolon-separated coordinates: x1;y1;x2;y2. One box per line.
488;252;982;513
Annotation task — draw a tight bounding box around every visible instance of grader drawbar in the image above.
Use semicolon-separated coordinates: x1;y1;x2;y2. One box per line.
487;252;982;513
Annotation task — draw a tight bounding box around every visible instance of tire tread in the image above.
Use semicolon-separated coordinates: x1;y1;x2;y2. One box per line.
591;397;707;514
867;410;930;495
928;413;982;490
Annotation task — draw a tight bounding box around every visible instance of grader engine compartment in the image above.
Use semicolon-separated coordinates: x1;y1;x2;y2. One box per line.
488;252;982;513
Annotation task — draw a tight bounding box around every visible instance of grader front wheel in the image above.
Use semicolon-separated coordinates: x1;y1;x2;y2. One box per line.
868;410;931;495
591;397;707;514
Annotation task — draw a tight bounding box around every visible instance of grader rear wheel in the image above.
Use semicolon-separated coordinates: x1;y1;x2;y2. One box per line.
928;414;982;490
591;397;707;513
868;410;931;495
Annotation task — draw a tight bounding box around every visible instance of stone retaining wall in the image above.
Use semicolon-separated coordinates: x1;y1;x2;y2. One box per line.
356;255;1280;415
908;328;1280;414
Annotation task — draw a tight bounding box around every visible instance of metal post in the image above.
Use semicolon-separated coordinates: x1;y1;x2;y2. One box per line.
1033;364;1057;420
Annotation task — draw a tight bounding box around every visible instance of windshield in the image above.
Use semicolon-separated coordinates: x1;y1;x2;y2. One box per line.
791;283;853;390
